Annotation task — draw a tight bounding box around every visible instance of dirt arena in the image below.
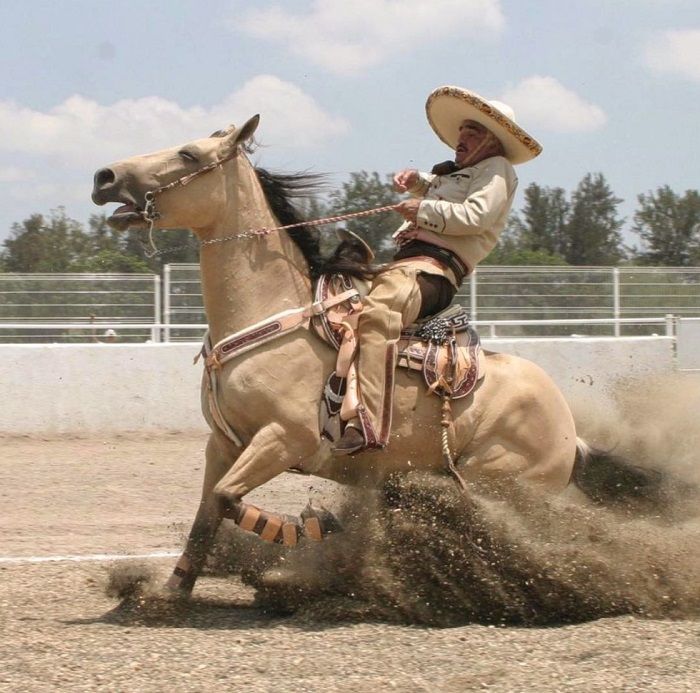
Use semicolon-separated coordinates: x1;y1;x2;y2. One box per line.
2;376;700;692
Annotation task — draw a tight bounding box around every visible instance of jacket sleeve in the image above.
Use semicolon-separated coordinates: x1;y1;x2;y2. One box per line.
415;164;512;236
407;171;435;198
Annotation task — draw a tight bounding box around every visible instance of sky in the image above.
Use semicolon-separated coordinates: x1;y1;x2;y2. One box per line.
1;0;699;247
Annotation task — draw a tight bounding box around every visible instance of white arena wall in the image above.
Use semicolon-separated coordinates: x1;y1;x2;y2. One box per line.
0;337;675;435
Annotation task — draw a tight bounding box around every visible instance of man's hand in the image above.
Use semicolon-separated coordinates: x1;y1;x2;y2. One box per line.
394;226;419;245
393;169;420;192
395;198;421;223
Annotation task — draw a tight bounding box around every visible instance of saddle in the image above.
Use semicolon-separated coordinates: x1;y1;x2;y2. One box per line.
311;272;484;443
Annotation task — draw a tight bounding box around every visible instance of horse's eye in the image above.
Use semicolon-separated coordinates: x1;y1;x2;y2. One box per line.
178;150;199;163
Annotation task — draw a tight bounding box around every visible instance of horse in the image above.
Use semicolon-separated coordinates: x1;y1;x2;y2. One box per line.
91;115;664;596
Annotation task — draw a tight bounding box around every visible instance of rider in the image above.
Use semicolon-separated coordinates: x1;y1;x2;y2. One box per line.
334;85;542;454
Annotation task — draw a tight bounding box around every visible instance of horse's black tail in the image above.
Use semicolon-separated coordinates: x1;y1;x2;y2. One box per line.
571;439;671;511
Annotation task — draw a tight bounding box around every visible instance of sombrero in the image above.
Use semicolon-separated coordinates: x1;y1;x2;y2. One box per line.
425;86;542;165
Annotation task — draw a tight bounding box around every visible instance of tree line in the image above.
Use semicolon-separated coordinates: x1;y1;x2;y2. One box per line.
1;172;699;272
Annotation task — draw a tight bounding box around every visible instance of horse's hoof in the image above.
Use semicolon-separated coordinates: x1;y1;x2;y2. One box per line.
259;567;303;590
259;566;323;594
162;586;192;602
300;501;343;539
161;580;192;603
163;575;194;601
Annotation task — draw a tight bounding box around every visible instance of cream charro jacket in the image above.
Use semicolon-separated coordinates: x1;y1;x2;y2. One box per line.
394;156;518;276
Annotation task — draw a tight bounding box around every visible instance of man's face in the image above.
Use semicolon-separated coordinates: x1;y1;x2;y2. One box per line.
455;120;490;165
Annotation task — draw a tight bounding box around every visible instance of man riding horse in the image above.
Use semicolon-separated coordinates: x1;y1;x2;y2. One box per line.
91;84;672;598
334;85;542;454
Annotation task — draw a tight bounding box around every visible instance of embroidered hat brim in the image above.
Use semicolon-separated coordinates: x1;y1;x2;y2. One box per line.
426;86;542;165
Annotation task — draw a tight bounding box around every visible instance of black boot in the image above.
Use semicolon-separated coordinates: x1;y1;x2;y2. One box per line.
333;419;365;455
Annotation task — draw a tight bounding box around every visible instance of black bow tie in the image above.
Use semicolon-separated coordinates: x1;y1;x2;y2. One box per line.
431;160;459;176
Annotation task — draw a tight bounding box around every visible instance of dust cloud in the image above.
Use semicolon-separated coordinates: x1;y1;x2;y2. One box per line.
108;374;700;626
237;373;700;625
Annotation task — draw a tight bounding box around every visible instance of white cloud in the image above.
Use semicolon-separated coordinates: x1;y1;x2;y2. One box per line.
645;29;700;82
7;181;85;204
499;76;607;133
0;76;349;167
214;75;350;148
0;166;34;183
235;0;504;75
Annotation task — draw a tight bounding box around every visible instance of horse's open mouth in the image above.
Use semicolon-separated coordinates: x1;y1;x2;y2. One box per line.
107;203;145;229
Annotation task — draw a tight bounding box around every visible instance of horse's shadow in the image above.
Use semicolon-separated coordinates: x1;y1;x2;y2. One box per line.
62;579;369;632
64;593;300;631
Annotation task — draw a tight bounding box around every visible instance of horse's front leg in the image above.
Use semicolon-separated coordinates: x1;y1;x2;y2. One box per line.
165;432;240;595
166;422;319;595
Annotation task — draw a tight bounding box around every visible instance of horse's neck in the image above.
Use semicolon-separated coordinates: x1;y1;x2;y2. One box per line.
198;157;311;344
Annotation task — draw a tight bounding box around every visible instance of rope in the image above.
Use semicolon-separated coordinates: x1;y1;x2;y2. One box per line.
142;203;400;258
198;203;400;247
441;395;468;492
437;338;468;492
440;394;467;492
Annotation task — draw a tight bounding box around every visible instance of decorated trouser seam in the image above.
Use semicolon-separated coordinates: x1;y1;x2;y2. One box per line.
355;267;423;447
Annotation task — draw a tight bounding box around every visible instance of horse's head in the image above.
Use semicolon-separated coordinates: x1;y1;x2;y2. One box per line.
91;115;260;232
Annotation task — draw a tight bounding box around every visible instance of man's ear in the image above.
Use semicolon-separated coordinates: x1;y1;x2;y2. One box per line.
219;114;260;158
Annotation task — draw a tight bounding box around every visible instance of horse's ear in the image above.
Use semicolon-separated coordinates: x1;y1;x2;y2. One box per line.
237;114;260;143
220;114;260;158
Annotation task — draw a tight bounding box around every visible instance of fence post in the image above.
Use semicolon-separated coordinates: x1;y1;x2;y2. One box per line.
612;267;620;337
163;264;171;343
152;275;161;343
665;314;675;337
470;270;478;321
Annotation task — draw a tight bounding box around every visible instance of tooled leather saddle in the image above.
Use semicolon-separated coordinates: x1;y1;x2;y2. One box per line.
311;272;484;443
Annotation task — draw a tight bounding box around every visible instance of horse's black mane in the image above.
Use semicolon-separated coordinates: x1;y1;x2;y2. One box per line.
254;167;377;282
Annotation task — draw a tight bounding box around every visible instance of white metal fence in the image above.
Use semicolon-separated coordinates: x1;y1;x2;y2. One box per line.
163;264;700;339
162;264;205;342
459;266;700;336
0;273;160;343
1;265;699;342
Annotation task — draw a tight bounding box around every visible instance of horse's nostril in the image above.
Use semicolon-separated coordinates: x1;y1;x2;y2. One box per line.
94;167;116;189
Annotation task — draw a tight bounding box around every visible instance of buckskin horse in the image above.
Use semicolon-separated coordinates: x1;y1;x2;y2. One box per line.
91;115;664;596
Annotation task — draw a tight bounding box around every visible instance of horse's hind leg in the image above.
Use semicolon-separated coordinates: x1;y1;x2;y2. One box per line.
165;433;240;595
231;498;342;545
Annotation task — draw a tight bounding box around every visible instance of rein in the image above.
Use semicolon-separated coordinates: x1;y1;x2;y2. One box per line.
197;204;400;248
140;146;400;257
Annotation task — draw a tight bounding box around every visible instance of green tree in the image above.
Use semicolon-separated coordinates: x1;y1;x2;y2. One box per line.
632;186;700;266
1;209;200;274
509;183;570;258
1;208;91;272
69;215;150;272
121;226;199;273
327;171;401;262
564;173;625;265
483;223;567;265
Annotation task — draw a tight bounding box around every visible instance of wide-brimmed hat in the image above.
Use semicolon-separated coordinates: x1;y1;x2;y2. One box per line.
425;86;542;165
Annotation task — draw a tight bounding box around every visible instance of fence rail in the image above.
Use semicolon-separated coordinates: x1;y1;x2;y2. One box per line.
0;273;160;343
1;265;699;342
0;317;676;344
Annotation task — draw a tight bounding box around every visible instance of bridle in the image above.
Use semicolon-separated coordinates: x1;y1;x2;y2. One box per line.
141;146;244;254
139;143;399;257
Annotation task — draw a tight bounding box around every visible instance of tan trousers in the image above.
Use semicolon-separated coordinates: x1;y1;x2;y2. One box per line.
355;266;423;448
